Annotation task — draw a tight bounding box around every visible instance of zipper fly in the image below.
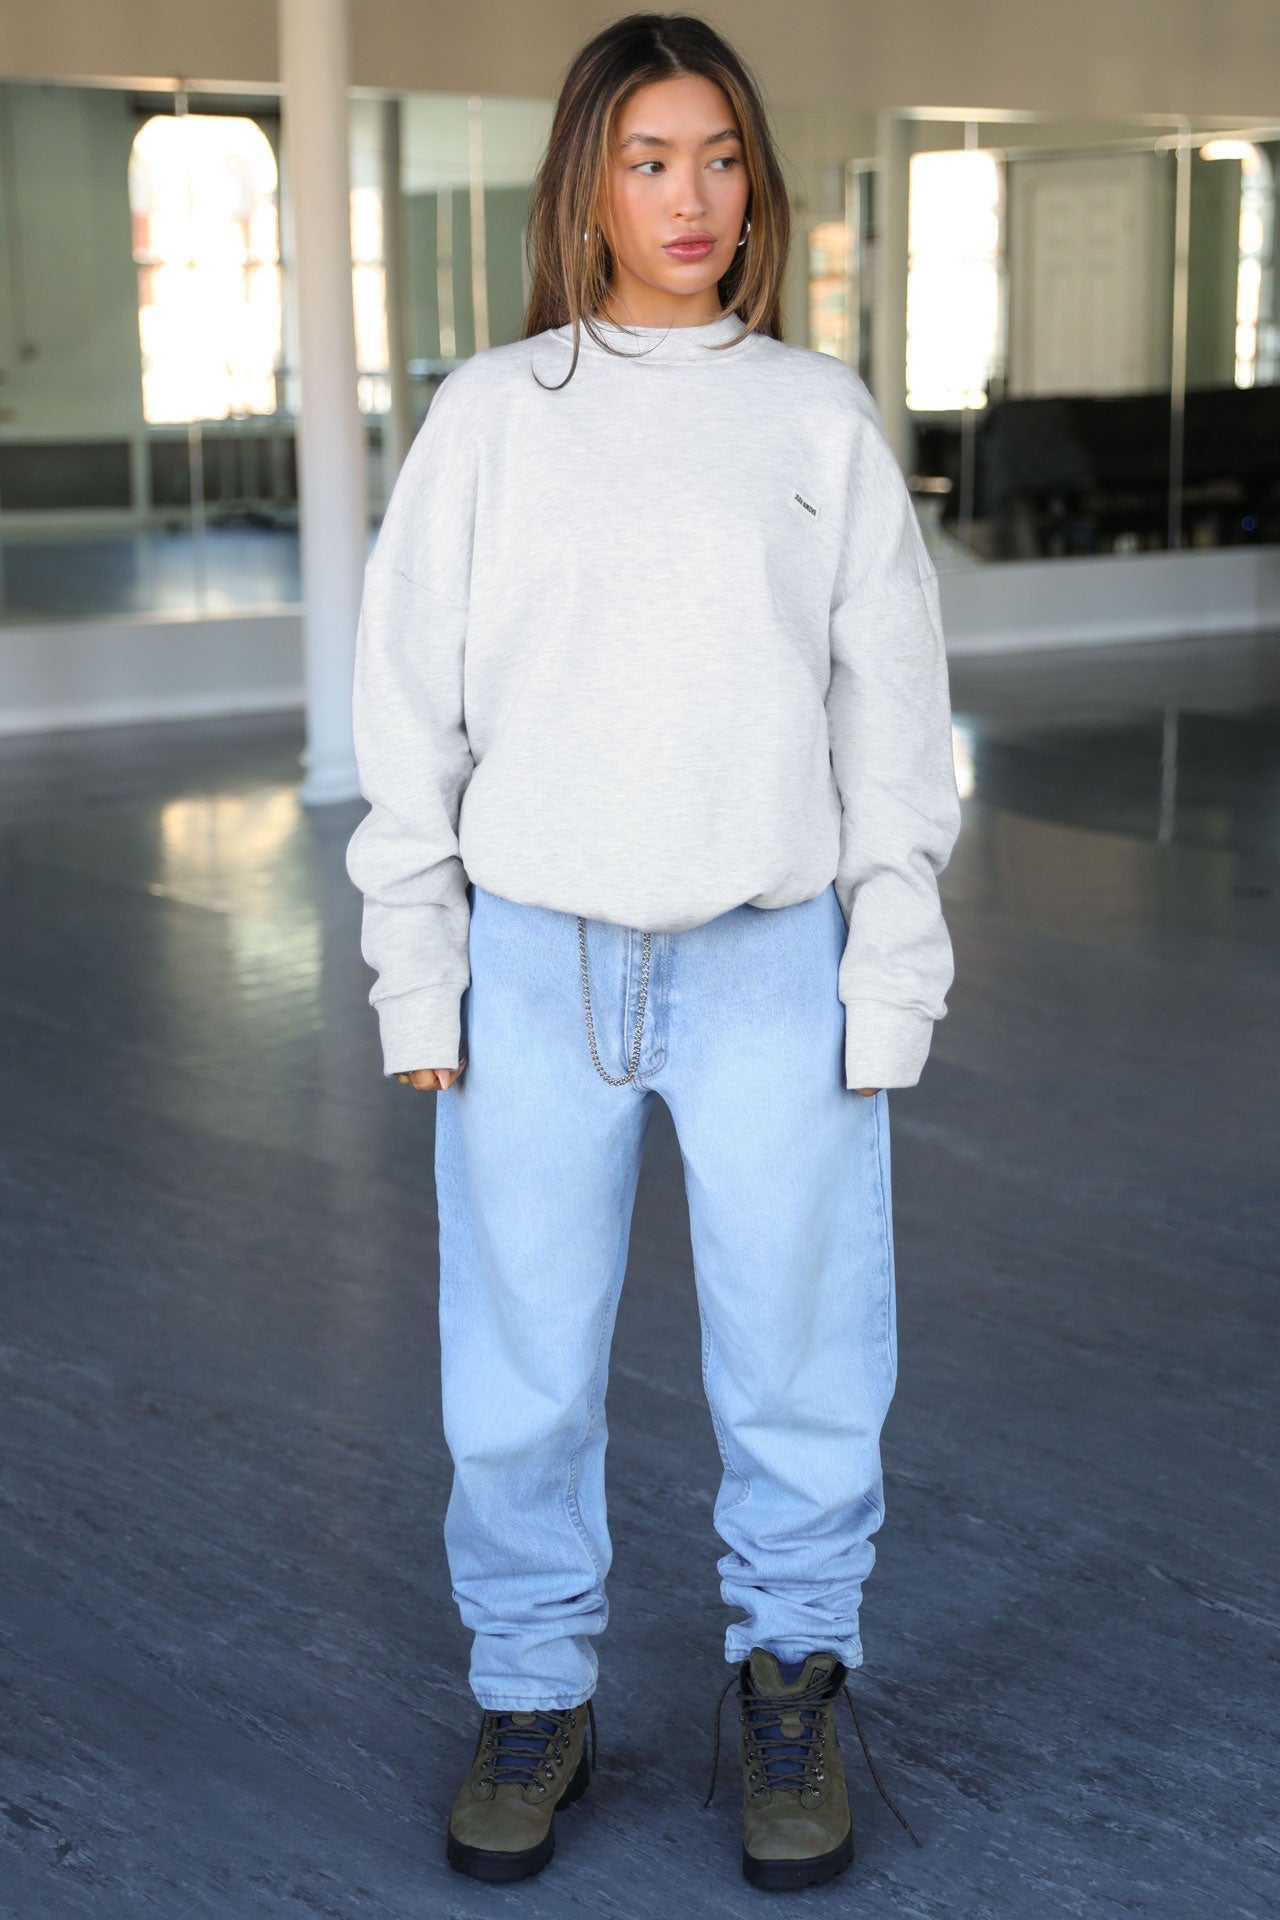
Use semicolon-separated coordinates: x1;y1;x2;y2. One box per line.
577;917;654;1086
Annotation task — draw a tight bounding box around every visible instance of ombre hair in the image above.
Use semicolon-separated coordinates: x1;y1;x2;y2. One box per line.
522;12;792;385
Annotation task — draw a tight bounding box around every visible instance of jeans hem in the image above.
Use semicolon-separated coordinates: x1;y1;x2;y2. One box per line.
725;1638;864;1670
472;1687;597;1712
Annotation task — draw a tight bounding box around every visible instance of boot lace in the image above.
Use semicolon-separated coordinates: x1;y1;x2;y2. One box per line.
702;1663;923;1848
477;1699;598;1794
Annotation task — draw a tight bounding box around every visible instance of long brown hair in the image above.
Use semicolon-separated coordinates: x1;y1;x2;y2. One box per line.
522;12;791;385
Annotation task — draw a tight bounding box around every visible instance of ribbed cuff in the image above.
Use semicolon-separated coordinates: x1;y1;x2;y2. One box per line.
375;985;466;1077
843;1000;936;1090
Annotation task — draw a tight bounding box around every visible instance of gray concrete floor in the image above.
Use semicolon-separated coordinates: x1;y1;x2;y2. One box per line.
0;631;1277;1919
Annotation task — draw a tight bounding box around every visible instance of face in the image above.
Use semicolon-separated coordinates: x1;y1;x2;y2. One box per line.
597;72;751;325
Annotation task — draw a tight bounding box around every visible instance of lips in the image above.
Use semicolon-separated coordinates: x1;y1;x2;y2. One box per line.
664;237;716;259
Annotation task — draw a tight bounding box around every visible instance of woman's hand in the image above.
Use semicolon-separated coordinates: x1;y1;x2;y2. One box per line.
856;1087;881;1097
396;1056;468;1091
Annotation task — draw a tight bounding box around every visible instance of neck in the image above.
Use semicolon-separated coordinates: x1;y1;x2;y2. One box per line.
562;306;758;365
596;293;726;330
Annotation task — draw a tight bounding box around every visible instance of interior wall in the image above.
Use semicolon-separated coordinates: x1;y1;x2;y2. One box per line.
400;185;534;361
771;106;880;350
2;7;1276;735
0;84;143;436
3;0;1279;120
0;81;856;440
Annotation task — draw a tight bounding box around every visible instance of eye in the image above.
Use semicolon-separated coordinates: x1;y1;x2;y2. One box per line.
632;155;742;175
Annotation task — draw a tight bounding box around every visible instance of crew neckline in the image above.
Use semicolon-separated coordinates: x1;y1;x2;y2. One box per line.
551;308;760;365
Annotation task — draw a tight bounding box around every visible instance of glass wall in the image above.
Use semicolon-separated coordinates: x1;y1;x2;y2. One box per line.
881;112;1280;567
1;80;1277;627
0;80;297;624
0;80;553;625
1181;129;1279;549
352;90;553;521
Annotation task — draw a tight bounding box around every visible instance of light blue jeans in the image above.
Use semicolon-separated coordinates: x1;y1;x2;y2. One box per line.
433;879;898;1711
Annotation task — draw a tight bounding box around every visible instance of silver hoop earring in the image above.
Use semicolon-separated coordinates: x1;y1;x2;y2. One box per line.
736;217;751;249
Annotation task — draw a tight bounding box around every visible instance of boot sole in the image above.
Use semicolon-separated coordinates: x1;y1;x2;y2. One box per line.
446;1745;590;1882
743;1824;854;1892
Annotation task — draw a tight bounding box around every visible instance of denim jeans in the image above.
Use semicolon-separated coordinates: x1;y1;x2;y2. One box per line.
433;879;898;1711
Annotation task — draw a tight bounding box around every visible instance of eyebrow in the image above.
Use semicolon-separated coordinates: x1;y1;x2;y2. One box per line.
616;126;742;152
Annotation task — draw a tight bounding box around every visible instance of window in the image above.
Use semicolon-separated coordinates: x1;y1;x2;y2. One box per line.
906;149;1001;411
808;220;851;361
350;184;391;414
128;112;283;424
1199;141;1277;389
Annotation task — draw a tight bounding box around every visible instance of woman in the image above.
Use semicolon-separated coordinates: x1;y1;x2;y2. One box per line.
346;9;960;1893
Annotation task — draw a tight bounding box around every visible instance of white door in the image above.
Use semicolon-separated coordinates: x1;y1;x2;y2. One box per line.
1007;152;1173;395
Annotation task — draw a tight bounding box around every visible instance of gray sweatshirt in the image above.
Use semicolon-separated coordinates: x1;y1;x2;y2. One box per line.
345;308;963;1089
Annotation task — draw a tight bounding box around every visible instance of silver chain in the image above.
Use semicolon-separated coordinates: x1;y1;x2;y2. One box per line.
577;916;652;1086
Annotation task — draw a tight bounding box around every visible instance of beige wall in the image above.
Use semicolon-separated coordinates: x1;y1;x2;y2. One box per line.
2;0;1278;119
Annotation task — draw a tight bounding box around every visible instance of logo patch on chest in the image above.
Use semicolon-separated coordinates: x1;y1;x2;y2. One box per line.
789;486;822;522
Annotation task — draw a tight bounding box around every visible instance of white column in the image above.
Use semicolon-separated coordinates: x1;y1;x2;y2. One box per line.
279;0;366;805
872;111;913;473
380;95;413;495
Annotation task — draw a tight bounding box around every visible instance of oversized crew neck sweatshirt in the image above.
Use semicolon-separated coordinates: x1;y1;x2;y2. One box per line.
345;308;963;1090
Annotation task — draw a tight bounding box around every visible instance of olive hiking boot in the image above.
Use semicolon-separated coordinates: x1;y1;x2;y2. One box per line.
703;1648;923;1891
447;1699;596;1882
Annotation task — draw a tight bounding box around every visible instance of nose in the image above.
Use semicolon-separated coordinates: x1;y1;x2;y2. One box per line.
666;167;711;215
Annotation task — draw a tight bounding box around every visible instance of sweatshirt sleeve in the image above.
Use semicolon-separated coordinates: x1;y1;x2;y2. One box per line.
344;370;477;1076
826;384;963;1091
